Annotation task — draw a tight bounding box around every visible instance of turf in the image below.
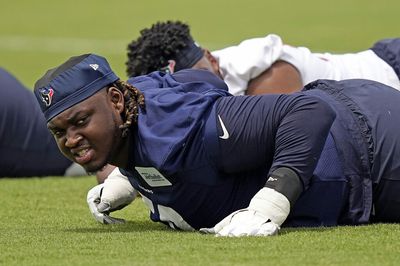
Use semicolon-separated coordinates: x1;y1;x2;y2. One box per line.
1;0;399;87
1;0;400;265
1;176;400;266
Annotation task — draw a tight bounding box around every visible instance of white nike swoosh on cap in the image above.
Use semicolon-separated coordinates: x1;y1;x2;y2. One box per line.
218;115;230;139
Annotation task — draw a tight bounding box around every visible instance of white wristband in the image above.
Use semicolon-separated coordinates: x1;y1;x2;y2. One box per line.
100;168;137;211
248;187;290;226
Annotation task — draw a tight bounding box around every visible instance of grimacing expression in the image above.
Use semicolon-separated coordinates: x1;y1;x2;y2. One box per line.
47;88;125;172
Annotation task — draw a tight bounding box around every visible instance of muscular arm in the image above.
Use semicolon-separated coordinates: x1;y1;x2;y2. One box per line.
246;60;303;95
217;92;336;190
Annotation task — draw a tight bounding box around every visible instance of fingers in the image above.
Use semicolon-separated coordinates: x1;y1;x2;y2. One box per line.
212;209;244;233
102;214;126;224
87;187;125;224
86;176;132;224
199;210;244;235
97;202;111;213
216;221;279;237
87;184;104;222
100;168;137;212
91;210;126;224
199;209;280;237
199;227;216;234
255;222;279;236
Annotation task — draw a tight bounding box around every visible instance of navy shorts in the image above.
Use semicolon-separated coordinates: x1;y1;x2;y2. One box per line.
305;79;400;224
322;78;400;223
372;180;400;222
371;38;400;79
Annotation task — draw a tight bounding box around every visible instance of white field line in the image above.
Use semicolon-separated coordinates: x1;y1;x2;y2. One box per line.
0;35;224;55
0;35;128;55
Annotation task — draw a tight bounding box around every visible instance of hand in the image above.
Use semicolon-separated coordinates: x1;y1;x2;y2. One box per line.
87;168;137;224
199;209;280;237
199;187;290;237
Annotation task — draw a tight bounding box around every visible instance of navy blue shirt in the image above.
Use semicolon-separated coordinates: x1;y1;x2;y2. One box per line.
121;69;400;230
121;69;353;230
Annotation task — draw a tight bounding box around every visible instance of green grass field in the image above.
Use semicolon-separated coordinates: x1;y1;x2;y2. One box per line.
2;177;400;266
1;0;400;265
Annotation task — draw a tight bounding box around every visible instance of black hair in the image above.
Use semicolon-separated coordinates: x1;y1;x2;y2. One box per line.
112;80;145;137
126;21;195;77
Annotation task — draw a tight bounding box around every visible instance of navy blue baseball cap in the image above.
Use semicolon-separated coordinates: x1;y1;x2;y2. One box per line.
160;41;204;74
173;41;204;71
34;53;119;122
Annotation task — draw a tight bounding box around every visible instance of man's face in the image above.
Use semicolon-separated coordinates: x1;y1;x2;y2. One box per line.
47;88;125;172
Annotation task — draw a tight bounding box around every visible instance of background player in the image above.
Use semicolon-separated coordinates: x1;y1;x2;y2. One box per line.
126;21;400;95
0;67;87;177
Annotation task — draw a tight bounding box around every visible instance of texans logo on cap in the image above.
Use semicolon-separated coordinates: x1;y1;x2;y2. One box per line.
39;87;54;107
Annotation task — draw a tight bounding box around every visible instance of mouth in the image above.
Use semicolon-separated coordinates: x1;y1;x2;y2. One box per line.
71;148;94;165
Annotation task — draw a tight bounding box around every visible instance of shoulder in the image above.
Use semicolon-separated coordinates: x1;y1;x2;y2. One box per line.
172;69;229;91
212;33;284;57
128;69;230;96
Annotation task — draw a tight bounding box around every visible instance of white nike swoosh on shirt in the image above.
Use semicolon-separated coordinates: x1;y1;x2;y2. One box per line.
218;115;230;139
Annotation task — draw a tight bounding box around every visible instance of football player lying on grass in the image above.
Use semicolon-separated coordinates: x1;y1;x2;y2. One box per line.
125;20;400;96
35;53;400;237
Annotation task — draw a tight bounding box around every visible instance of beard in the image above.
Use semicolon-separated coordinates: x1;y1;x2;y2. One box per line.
86;113;127;174
81;153;110;174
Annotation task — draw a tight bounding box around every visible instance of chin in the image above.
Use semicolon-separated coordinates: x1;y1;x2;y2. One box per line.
82;161;108;174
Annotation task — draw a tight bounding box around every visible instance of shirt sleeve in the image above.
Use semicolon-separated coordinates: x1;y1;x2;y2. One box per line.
280;45;335;85
212;34;284;96
269;93;336;188
216;93;336;189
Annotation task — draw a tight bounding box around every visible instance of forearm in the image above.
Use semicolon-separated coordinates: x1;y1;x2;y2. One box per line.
248;167;303;226
264;167;303;207
272;94;336;187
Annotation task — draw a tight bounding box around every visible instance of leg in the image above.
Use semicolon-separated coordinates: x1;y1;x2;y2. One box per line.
0;68;74;177
371;38;400;79
372;179;400;222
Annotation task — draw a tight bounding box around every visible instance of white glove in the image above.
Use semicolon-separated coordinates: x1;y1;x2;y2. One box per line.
87;168;138;224
199;187;290;237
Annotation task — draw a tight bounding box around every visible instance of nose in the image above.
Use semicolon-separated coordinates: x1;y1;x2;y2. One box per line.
64;129;83;148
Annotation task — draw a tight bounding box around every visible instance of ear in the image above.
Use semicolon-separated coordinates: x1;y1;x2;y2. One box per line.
204;49;221;77
204;49;218;65
107;86;125;114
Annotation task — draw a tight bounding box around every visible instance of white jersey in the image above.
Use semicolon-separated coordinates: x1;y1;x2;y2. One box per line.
212;34;400;95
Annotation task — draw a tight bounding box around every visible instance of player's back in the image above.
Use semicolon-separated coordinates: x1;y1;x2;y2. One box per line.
281;46;400;90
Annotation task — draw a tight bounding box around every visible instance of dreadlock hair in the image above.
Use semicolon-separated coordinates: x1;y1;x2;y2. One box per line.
126;20;194;77
112;80;145;137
